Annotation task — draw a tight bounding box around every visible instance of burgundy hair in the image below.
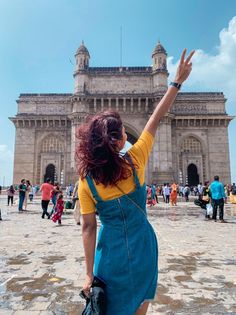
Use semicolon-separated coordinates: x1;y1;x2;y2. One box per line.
75;111;133;186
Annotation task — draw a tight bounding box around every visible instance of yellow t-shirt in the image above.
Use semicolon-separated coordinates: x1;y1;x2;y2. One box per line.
78;130;154;214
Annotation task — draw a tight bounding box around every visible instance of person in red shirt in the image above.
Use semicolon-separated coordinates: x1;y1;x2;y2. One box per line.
40;178;53;219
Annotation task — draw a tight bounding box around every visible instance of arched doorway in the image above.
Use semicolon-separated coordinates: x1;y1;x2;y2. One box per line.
44;164;56;183
37;135;65;185
179;136;205;185
187;163;199;186
126;132;137;145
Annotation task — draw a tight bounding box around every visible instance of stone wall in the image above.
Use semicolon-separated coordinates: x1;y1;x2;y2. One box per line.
89;75;152;94
13;127;36;185
207;127;231;184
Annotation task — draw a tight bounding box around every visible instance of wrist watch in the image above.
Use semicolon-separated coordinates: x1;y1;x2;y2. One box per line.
170;82;182;90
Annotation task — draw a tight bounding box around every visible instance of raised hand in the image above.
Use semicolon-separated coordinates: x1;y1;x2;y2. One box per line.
174;49;195;84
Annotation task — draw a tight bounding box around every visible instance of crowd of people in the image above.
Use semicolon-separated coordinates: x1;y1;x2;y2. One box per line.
1;178;81;226
146;178;236;222
2;177;236;223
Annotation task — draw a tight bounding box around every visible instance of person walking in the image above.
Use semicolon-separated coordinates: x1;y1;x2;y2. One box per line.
230;183;236;204
40;178;53;219
197;182;203;197
24;180;32;210
183;184;190;202
155;185;160;204
18;179;27;211
50;182;61;216
210;175;226;223
163;183;170;204
72;180;81;225
170;182;178;206
7;185;15;206
51;193;64;225
77;49;194;315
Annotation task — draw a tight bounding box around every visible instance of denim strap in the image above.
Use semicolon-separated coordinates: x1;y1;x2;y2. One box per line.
85;176;103;202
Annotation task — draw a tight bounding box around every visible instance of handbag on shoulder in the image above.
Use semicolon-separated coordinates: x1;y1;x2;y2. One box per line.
80;276;106;315
202;195;210;202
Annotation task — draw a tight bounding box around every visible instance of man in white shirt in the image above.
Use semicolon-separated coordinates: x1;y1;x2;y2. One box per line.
163;183;170;203
198;183;203;196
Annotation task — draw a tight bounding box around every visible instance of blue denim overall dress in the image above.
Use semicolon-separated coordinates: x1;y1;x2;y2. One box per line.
86;162;158;315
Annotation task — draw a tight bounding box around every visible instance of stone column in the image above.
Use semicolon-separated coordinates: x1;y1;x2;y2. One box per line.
11;121;36;185
145;98;148;113
138;98;141;112
131;98;134;113
94;98;97;111
69;98;88;183
116;98;119;111
152;113;174;184
123;98;126;112
207;120;232;184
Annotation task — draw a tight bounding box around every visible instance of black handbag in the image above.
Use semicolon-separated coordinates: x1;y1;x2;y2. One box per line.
80;276;106;315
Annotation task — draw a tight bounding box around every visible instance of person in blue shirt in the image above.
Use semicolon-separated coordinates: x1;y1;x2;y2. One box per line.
210;175;226;223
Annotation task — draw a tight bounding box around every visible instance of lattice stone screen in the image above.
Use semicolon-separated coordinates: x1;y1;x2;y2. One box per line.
180;136;202;153
41;136;64;153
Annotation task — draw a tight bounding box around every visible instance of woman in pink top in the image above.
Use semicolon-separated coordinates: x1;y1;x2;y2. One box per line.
40;178;53;219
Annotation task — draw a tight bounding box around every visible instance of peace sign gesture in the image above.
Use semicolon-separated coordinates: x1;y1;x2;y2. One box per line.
174;49;195;84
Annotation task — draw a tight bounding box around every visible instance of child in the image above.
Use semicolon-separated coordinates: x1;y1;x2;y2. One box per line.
51;193;64;225
146;186;156;207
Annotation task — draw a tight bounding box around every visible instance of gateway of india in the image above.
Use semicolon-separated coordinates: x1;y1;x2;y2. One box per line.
10;41;233;186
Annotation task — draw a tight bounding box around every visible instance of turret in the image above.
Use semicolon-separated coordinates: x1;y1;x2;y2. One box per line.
75;40;90;71
74;41;90;93
152;41;169;91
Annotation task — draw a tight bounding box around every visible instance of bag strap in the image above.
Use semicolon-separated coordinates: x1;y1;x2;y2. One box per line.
85;176;103;202
124;153;141;189
115;184;147;217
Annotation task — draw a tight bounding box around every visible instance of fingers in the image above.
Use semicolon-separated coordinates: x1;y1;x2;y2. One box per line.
185;50;195;65
180;49;187;64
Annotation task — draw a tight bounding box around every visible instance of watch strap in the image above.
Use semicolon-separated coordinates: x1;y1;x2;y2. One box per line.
170;81;182;90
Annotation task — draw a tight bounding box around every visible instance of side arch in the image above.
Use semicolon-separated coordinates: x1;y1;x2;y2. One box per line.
35;133;66;184
178;134;207;185
123;122;140;144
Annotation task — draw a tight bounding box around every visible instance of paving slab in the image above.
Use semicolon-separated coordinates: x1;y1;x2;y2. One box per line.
0;196;236;314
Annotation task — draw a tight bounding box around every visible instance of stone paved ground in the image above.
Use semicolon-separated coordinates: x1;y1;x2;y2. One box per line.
0;195;236;315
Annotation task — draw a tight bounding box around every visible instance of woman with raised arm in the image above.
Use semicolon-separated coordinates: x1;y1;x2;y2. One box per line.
76;49;194;315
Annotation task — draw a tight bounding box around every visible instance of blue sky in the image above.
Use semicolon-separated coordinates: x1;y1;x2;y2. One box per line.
0;0;236;185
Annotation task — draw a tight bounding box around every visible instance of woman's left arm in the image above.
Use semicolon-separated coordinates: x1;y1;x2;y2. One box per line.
144;49;195;137
82;213;97;295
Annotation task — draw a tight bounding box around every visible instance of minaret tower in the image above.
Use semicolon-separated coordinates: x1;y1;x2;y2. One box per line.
74;41;90;93
70;41;91;181
152;41;173;183
152;41;169;91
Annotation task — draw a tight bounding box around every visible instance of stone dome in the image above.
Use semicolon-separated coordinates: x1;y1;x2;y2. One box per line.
152;41;167;56
76;41;90;56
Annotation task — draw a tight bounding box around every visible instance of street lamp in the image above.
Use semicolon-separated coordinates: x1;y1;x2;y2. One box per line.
60;170;64;186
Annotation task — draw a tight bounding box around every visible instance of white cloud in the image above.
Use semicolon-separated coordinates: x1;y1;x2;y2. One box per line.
167;16;236;105
167;16;236;182
0;144;13;162
0;145;13;186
